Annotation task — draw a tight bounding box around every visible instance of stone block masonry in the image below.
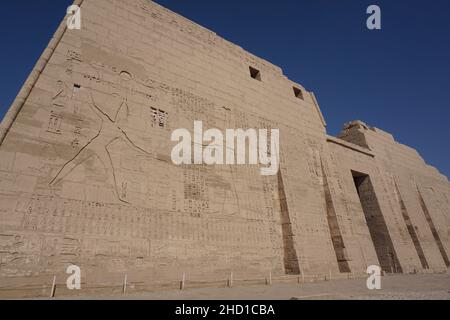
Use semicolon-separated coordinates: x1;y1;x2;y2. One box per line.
0;0;448;290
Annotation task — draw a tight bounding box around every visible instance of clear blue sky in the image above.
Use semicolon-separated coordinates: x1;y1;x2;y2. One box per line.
0;1;449;178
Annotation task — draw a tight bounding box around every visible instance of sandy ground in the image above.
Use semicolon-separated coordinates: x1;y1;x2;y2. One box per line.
65;273;450;300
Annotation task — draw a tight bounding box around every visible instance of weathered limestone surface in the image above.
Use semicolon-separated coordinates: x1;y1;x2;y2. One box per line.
0;0;448;287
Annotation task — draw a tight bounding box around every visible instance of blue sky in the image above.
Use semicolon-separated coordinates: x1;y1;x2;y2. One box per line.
0;1;449;178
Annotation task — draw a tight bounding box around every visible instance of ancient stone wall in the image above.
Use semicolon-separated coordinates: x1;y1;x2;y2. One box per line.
0;0;448;287
336;122;450;272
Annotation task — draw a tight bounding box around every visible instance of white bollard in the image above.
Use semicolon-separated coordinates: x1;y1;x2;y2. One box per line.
50;276;57;298
123;274;127;294
180;272;186;290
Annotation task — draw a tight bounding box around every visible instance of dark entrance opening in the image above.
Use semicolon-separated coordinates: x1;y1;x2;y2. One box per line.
352;170;402;273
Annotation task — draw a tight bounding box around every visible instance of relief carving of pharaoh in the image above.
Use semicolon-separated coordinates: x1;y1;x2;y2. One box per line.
50;70;152;204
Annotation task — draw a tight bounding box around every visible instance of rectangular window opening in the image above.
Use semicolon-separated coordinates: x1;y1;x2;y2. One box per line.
293;87;304;100
249;66;261;81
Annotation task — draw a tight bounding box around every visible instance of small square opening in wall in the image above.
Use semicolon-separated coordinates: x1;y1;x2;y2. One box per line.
293;87;303;100
249;66;261;81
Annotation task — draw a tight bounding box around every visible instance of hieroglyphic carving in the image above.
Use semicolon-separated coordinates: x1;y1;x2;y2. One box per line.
171;87;216;127
183;166;209;217
70;121;83;149
138;0;216;46
149;107;168;129
49;71;153;204
52;81;69;108
47;111;63;135
306;140;322;185
65;50;83;76
67;50;83;63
